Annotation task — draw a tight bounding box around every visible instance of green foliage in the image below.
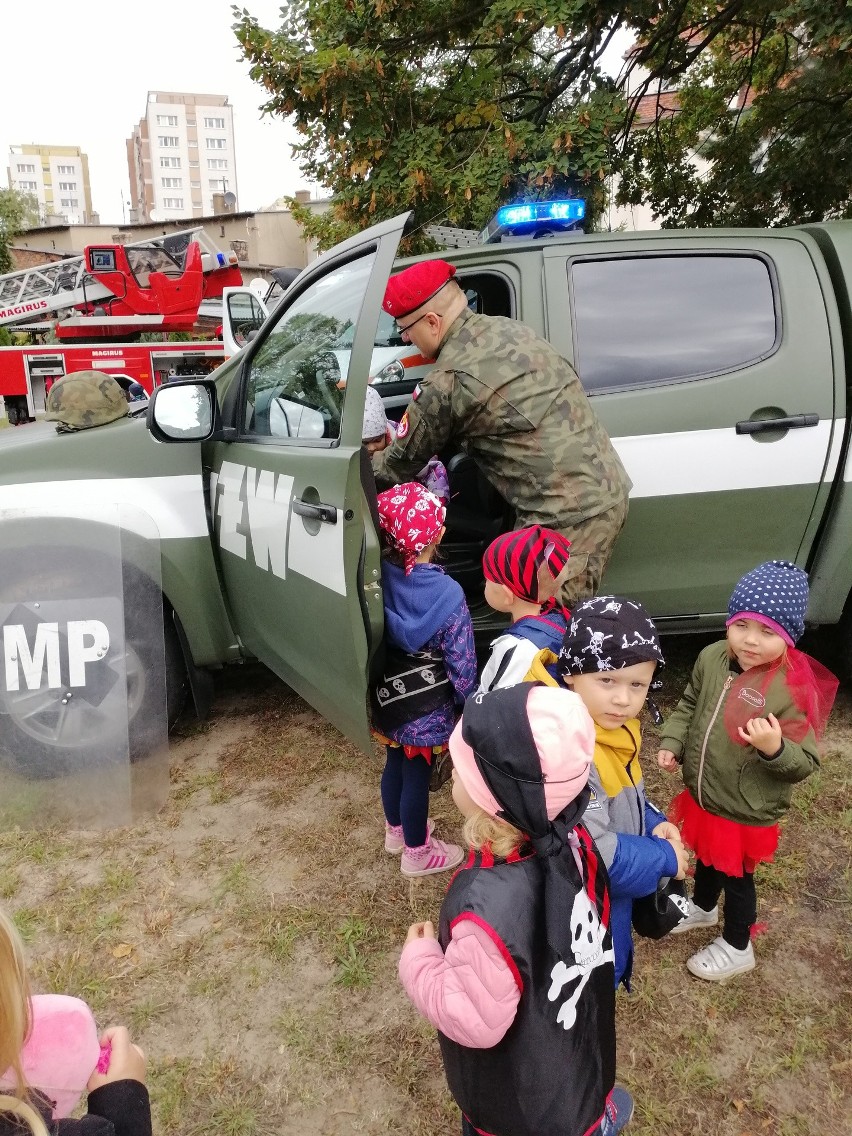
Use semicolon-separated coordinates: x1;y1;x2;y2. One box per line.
233;1;624;249
234;2;852;241
0;327;13;347
0;188;39;273
618;1;852;226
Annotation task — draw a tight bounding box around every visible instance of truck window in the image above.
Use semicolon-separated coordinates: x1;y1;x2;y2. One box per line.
226;292;266;347
242;249;378;441
125;246;182;288
571;254;778;393
460;272;514;319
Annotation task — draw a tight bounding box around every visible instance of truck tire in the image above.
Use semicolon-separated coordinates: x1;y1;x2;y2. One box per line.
0;552;186;779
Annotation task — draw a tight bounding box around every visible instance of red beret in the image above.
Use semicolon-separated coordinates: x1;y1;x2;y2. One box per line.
383;260;457;319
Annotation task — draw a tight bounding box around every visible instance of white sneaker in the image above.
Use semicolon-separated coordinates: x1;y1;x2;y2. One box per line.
668;900;719;934
687;936;755;982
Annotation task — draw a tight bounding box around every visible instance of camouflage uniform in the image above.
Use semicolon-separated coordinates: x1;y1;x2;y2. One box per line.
45;371;129;434
373;308;630;605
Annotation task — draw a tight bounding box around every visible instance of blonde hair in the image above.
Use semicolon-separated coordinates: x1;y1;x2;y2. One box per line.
463;807;526;860
0;909;31;1095
0;909;47;1135
0;1095;49;1136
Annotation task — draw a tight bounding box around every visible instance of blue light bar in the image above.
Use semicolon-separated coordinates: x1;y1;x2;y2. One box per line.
496;200;585;227
480;199;586;243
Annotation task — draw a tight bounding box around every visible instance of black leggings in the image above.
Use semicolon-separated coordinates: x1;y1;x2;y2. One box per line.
693;859;756;950
380;746;431;847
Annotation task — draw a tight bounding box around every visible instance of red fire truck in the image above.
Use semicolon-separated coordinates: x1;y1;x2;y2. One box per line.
0;228;241;422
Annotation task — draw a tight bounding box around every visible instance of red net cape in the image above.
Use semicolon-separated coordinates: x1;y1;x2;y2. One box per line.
722;647;838;746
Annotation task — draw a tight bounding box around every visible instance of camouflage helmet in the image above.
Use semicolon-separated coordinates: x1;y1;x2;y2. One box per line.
45;371;129;433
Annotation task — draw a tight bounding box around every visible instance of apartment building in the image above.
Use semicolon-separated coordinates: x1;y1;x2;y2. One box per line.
126;92;238;222
6;144;96;225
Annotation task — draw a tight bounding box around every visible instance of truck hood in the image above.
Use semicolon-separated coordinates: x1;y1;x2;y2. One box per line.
0;414;202;489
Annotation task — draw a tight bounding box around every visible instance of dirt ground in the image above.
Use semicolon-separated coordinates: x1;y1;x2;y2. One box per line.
1;634;850;1136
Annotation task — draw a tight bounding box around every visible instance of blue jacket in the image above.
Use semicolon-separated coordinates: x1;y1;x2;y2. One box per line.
379;561;477;746
581;721;679;988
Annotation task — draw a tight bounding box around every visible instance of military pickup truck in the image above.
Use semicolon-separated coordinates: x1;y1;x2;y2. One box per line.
2;209;851;778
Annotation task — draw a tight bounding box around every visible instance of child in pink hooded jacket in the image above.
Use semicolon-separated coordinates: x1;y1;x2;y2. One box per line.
399;683;633;1136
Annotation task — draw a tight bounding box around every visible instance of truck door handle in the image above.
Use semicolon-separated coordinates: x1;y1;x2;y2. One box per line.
736;414;819;435
293;498;338;524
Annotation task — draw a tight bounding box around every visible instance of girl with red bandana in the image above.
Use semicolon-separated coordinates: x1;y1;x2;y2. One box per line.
372;482;477;877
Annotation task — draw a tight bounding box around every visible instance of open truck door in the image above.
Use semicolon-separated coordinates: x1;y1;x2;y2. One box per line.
151;213;411;751
221;286;270;357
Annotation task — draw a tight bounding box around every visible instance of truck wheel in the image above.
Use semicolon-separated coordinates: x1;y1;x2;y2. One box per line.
0;557;186;780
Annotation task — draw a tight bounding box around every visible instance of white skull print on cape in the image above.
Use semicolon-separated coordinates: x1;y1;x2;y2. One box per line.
547;843;614;1030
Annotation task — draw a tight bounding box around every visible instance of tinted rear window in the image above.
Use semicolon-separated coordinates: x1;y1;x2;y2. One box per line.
572;254;778;392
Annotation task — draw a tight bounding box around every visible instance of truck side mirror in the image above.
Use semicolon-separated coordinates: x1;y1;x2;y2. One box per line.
147;380;218;443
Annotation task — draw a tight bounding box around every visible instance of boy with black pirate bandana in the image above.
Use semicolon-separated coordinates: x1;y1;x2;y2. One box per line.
526;597;690;988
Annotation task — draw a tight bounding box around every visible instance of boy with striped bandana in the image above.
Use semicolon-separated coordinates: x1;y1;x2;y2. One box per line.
476;526;572;695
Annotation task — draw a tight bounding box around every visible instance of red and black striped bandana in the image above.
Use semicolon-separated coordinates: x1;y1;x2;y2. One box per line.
483;526;571;605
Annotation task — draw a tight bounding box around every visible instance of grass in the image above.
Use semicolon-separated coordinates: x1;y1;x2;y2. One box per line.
0;650;849;1135
334;916;374;988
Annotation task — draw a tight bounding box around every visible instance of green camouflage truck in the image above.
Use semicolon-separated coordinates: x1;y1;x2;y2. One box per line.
2;210;852;779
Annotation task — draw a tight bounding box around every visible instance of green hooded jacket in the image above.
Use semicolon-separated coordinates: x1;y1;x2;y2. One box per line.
659;641;819;826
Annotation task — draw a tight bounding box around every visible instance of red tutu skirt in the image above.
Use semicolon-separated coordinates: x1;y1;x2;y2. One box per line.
670;790;779;876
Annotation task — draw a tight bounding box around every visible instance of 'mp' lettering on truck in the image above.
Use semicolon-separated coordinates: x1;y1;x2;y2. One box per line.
2;212;851;771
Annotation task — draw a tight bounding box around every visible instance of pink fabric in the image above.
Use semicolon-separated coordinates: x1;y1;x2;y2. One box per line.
449;685;594;821
0;994;100;1119
399;919;521;1048
726;610;793;646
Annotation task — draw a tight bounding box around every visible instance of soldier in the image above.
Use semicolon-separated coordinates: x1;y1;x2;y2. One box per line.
44;371;129;435
374;260;631;605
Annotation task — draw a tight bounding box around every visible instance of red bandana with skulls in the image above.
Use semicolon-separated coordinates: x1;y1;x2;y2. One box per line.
377;482;446;575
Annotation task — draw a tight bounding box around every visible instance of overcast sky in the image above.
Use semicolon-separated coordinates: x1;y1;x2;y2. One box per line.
1;0;310;223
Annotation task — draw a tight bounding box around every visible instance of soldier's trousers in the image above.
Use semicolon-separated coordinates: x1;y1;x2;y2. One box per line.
551;497;629;608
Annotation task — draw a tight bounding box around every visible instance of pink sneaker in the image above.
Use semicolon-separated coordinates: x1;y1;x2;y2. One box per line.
385;819;434;854
400;835;464;878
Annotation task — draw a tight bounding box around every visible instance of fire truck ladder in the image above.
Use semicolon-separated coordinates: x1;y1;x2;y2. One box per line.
0;228;234;328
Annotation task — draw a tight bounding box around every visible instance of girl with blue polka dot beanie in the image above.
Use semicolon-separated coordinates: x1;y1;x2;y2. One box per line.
655;560;838;984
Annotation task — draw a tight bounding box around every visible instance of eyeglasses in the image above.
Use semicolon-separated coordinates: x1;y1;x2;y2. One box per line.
396;311;431;337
